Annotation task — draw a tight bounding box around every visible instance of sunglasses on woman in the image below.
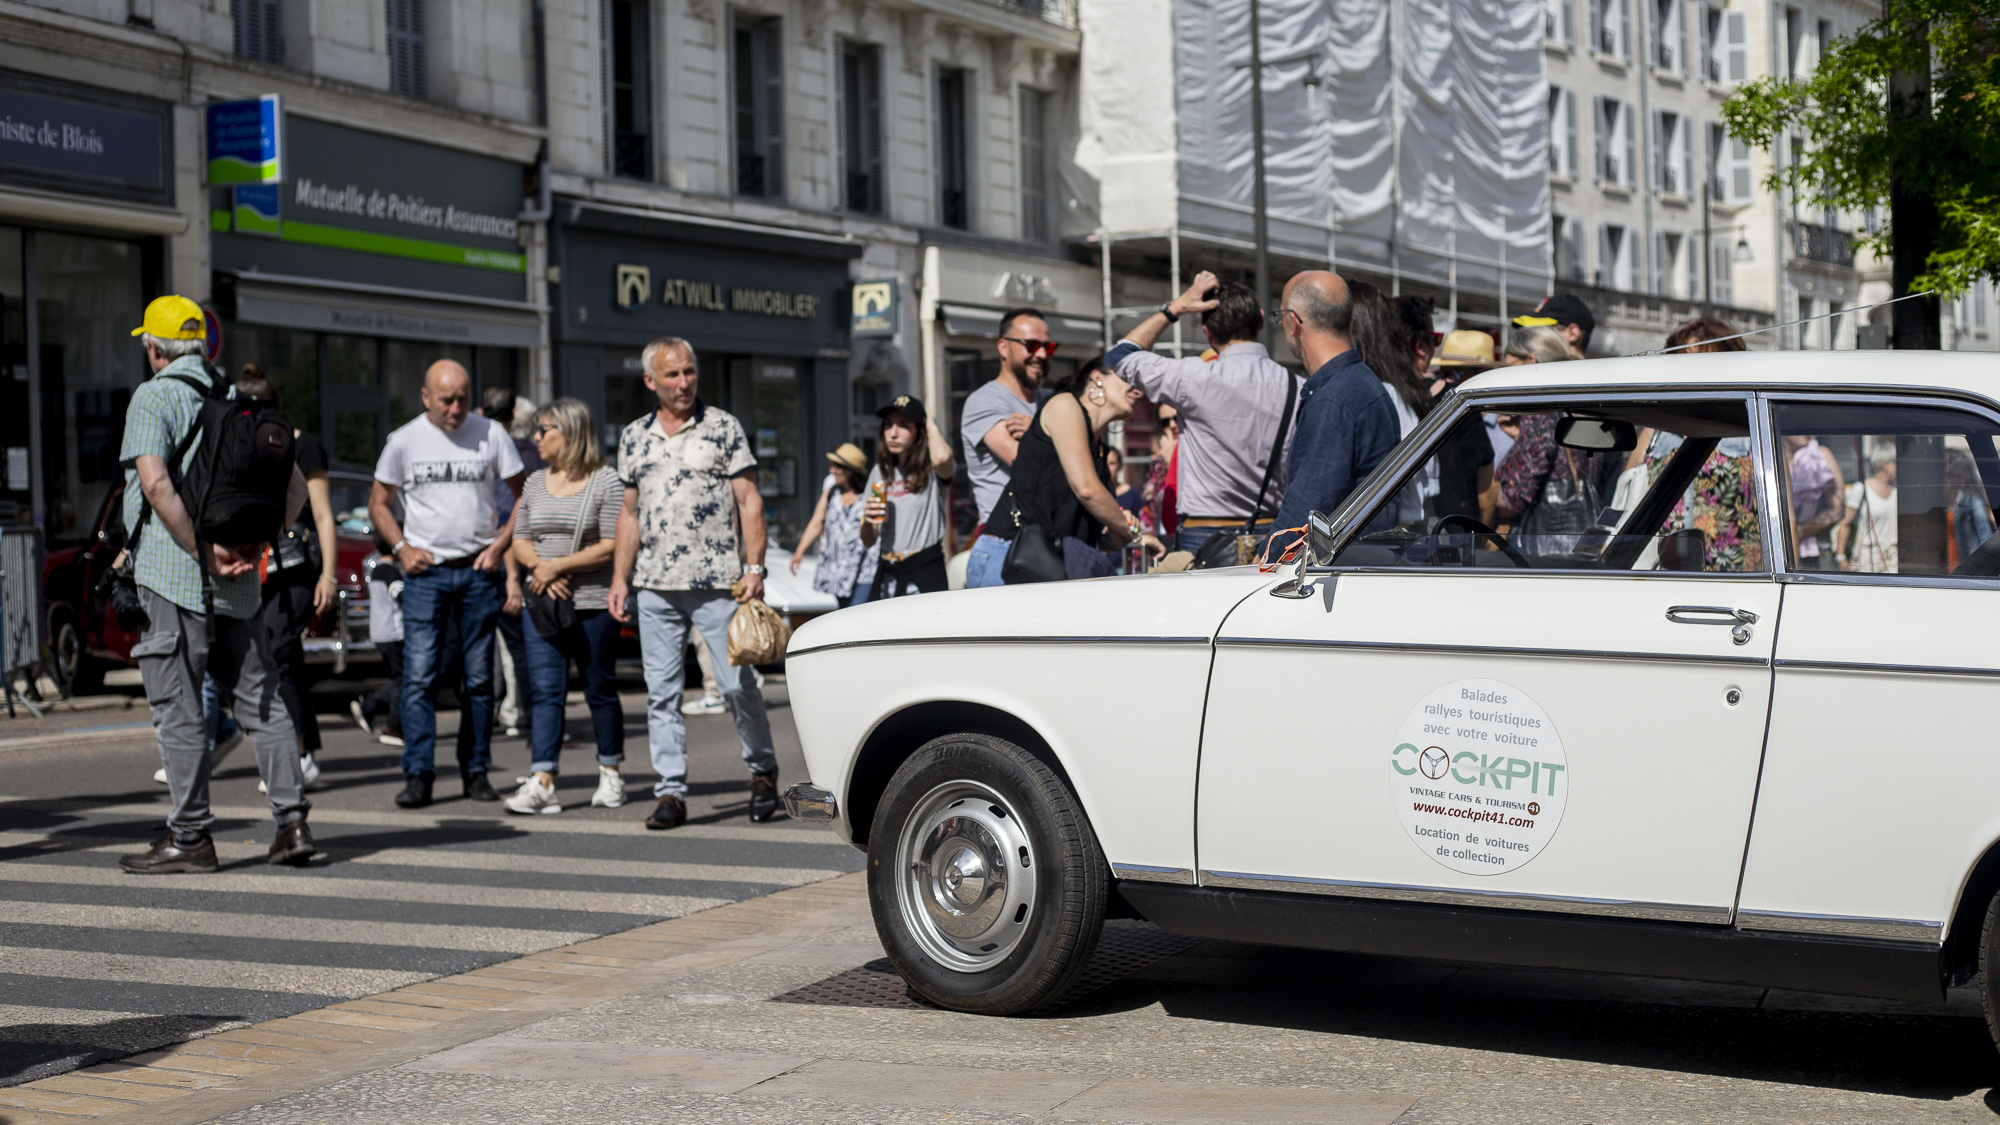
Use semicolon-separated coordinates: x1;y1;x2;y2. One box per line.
1001;336;1059;356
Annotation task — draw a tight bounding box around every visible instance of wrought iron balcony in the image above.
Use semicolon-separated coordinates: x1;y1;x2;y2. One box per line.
968;0;1077;28
1791;221;1855;267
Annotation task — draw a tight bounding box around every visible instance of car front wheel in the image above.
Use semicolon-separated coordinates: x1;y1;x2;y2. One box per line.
867;732;1107;1015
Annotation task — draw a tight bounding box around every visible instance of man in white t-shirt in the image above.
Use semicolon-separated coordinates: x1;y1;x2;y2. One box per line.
369;360;526;809
959;307;1049;588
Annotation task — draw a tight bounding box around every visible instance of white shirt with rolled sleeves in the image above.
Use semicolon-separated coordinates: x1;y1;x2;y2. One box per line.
373;413;523;561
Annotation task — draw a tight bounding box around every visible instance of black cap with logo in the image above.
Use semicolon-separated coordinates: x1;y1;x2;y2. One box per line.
877;393;928;430
1512;293;1596;335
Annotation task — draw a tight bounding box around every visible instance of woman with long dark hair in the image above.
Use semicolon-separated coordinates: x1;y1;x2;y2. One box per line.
973;357;1164;584
860;395;956;598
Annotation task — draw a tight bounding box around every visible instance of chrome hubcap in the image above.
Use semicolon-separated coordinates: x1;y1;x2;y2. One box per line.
895;780;1037;972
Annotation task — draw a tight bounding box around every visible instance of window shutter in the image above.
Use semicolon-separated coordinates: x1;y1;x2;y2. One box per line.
1619;0;1633;60
1698;4;1714;80
1564;91;1579;175
1592;96;1606;180
1566;219;1586;280
1651;230;1667;294
1651;110;1666;190
1623;103;1638;187
1727;134;1752;201
1589;0;1604;53
1724;11;1748;82
762;22;786;200
1547;87;1563;173
387;0;425;98
1020;87;1049;242
1596;224;1610;286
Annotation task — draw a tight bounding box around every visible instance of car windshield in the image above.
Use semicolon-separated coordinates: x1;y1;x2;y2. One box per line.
1331;399;1762;572
327;472;380;539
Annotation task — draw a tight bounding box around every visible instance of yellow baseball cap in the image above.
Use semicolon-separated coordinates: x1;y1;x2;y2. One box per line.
130;295;207;340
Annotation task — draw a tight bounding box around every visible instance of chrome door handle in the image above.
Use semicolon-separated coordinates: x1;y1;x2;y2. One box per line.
1665;605;1759;645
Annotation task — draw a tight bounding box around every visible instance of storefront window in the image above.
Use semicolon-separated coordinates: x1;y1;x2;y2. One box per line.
0;227;26;525
225;325;319;437
35;232;145;540
384;340;473;428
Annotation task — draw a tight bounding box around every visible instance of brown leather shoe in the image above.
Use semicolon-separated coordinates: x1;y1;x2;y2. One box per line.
748;770;780;823
644;794;687;830
120;832;218;875
267;820;318;866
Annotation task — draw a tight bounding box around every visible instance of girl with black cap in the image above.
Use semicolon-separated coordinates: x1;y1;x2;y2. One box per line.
861;395;957;597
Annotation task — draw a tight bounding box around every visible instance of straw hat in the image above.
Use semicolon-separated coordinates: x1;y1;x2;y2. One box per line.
826;442;870;475
1431;329;1496;367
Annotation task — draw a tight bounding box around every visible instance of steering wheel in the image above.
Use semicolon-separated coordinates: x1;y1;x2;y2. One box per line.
1433;513;1534;569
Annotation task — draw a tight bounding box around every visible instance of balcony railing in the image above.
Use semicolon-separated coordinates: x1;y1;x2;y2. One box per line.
1792;221;1856;267
967;0;1078;29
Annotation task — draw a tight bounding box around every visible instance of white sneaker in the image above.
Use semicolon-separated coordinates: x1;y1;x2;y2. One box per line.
590;767;626;809
211;728;245;768
504;775;562;815
681;692;726;715
377;731;405;747
257;779;265;794
300;754;323;791
349;699;373;735
152;766;168;785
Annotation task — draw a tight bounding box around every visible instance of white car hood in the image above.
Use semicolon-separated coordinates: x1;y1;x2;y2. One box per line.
786;566;1277;654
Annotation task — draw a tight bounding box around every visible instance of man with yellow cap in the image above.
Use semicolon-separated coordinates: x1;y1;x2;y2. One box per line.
117;295;315;875
1511;293;1595;359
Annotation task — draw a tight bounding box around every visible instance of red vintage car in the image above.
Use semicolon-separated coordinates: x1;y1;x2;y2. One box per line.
43;470;382;696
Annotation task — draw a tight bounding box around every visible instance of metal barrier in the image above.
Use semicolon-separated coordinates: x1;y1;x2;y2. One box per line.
0;528;43;716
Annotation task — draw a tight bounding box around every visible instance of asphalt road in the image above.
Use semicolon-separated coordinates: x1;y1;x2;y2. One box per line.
0;664;863;1088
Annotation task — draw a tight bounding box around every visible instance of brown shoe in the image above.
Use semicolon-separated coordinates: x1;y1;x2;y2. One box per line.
644;795;687;830
268;820;318;866
120;832;218;875
748;770;780;823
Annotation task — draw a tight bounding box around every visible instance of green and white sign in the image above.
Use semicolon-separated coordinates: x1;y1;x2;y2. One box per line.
1389;679;1568;876
206;96;283;185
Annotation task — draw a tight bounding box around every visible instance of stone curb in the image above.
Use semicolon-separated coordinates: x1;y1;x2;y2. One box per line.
0;871;871;1124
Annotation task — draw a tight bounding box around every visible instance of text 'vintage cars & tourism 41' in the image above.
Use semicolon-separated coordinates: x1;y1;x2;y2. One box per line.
781;350;2000;1042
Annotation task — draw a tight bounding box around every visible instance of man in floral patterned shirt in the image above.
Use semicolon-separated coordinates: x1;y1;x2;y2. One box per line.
609;336;778;830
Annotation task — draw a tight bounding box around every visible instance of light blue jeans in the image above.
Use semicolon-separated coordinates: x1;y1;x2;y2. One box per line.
963;534;1009;589
637;589;777;799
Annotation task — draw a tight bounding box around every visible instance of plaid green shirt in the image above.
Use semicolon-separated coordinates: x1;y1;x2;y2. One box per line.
119;357;261;619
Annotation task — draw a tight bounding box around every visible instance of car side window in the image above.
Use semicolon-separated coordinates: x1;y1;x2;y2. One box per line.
1772;401;2000;578
1330;399;1763;573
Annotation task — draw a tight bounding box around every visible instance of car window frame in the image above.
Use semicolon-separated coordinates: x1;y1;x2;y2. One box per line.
1312;386;1774;579
1763;389;2000;591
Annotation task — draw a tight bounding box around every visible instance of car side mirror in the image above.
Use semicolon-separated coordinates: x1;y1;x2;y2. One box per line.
1555;416;1638;452
1306;510;1338;565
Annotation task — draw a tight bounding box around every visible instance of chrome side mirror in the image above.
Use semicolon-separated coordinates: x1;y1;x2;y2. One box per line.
1306;510;1338;566
1269;552;1315;599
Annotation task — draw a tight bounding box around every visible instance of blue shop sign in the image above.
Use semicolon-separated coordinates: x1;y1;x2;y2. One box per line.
0;71;171;205
206;96;283;186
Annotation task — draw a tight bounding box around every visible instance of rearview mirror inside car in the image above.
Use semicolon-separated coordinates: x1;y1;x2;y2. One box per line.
1555;416;1639;452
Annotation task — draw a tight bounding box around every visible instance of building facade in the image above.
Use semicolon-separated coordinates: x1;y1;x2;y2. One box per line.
1544;0;1881;351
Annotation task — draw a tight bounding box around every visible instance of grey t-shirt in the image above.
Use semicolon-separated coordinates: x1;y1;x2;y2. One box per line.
865;463;945;556
511;466;623;610
960;380;1032;523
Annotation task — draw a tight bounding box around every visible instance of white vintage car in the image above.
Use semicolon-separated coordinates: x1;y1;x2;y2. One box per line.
782;350;2000;1032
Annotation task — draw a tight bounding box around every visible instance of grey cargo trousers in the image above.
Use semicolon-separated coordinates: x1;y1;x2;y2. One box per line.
135;587;308;841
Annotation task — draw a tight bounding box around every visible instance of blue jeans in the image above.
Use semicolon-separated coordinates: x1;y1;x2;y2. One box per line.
399;564;505;778
202;674;239;751
963;534;1009;588
636;589;776;798
523;609;624;774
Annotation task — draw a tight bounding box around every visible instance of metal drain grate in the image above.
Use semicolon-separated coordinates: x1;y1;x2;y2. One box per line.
771;920;1199;1014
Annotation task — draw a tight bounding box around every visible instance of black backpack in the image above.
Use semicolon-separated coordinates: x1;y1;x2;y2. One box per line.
162;368;297;548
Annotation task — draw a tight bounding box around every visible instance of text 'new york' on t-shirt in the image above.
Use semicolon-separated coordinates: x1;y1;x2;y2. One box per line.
373;412;524;561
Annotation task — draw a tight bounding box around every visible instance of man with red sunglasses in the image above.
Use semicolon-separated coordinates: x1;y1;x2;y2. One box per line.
960;306;1053;589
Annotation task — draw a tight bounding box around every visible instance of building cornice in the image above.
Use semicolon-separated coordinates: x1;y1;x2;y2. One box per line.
550;170;926;249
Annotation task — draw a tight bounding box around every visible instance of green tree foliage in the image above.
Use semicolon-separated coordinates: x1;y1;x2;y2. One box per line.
1722;1;1999;297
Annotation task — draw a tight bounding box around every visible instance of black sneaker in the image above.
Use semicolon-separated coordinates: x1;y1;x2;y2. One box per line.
396;772;435;809
120;832;219;875
748;770;780;823
463;772;500;801
645;795;687;830
267;820;318;866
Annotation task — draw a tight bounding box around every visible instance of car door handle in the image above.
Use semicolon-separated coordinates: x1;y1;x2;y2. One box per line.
1664;605;1758;645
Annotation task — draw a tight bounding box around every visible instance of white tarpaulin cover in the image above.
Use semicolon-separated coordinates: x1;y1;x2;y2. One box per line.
1165;0;1549;303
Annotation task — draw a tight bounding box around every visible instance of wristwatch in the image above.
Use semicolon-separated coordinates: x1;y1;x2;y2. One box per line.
743;564;767;577
1158;301;1179;320
392;539;409;555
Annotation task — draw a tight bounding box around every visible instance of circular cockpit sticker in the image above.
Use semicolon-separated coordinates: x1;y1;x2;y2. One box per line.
1389;678;1568;876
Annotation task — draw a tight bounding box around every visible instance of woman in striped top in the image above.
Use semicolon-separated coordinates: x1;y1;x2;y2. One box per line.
502;398;626;816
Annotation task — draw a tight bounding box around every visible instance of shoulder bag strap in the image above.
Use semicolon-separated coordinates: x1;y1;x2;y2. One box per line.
566;473;598;557
125;404;208;557
1244;377;1299;531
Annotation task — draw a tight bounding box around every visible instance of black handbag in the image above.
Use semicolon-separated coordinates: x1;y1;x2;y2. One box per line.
996;485;1066;584
522;473;599;639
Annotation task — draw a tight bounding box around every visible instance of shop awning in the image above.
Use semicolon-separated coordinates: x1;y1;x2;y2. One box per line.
939;303;1104;347
0;187;186;236
227;271;543;348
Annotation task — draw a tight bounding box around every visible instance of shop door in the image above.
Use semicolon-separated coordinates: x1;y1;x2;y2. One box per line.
0;228;29;528
32;231;147;540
